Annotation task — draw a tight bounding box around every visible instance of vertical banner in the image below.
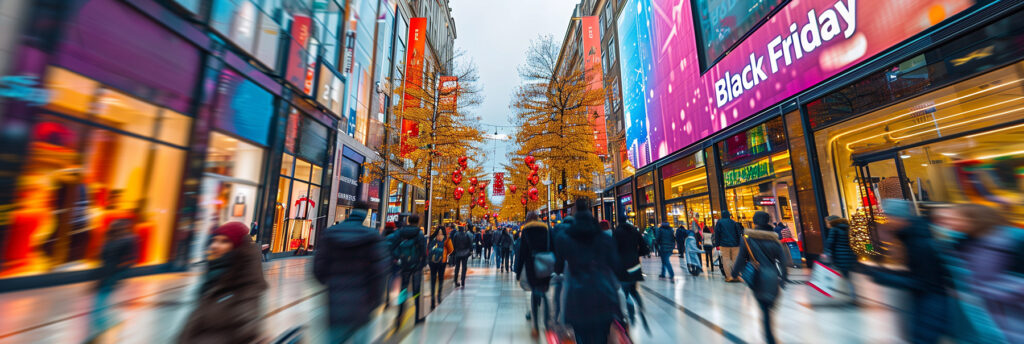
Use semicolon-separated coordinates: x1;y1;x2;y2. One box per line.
400;17;427;157
581;16;608;156
493;172;505;196
438;76;459;113
285;15;312;89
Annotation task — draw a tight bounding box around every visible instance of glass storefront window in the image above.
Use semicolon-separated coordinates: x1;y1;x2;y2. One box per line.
95;89;159;137
723;150;800;241
294;159;312;182
158;110;192;146
193;132;264;262
281;153;294;176
44;67;97;116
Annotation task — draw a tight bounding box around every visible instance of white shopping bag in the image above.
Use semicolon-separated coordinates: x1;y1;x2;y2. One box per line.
807;261;843;297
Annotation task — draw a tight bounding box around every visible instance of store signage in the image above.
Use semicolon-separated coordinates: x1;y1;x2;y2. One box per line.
0;75;51;105
660;152;704;178
438;76;459;113
619;195;632;204
400;17;427;157
581;16;608;156
754;196;777;206
285;15;312;90
724;159;773;187
617;0;973;169
493;172;505;196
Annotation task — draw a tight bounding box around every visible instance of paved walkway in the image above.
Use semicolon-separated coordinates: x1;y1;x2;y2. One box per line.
0;255;910;344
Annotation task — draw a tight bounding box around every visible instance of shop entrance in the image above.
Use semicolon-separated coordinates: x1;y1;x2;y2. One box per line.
851;154;911;255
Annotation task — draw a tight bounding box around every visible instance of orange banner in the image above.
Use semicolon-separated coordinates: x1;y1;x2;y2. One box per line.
439;76;458;113
401;17;427;157
581;16;608;157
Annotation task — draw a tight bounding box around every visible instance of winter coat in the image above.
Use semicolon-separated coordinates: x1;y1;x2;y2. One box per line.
451;230;473;258
427;234;454;264
554;210;621;326
178;239;267;344
731;228;790;304
824;223;857;273
713;214;743;247
868;217;950;295
675;228;688;257
313;209;391;326
497;231;513;249
514;221;553;290
685;235;702;267
482;231;494;246
655;224;676;254
96;234;138;289
550;217;574;257
613;222;644;282
388;226;428;271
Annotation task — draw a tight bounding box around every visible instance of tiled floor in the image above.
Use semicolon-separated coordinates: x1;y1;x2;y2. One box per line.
0;254;910;344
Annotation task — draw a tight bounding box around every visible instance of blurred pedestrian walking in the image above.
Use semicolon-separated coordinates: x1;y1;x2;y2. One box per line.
714;211;743;282
87;219;138;340
313;202;390;343
822;215;858;304
388;214;427;326
178;222;267;344
497;228;513;272
675;225;688;270
684;229;703;276
550;216;574;322
731;211;790;344
482;228;494;261
473;228;483;259
382;221;399;309
515;212;553;337
702;227;715;274
427;226;454;308
451;225;473;288
655;222;676;280
554;199;623;344
612;215;647;330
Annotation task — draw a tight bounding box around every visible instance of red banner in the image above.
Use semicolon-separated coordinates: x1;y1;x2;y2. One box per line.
285;15;312;90
493;173;505;196
439;76;458;113
581;16;608;157
400;17;427;157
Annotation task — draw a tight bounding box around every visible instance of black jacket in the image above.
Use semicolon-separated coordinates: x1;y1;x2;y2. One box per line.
496;231;513;249
675;228;688;256
869;217;949;294
713;214;743;247
97;235;138;288
482;231;493;246
825;223;857;273
554;211;621;325
515;221;552;289
452;230;473;258
388;225;427;271
613;222;644;282
313;209;390;325
655;224;676;254
732;229;790;303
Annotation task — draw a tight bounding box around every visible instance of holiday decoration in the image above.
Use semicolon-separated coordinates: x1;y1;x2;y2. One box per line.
453;187;465;200
477;198;486;207
478;181;486;190
524;155;536;166
521;197;527;205
529;169;537;179
451;169;463;184
531;163;539;171
468;185;475;194
493;173;505;196
529;175;540;186
458;156;468;169
528;187;539;201
509;185;517;193
469;176;477;185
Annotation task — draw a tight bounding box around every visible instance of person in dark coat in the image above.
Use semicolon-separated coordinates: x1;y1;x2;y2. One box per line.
426;226;454;309
714;211;743;282
823;215;858;304
382;221;399;308
550;216;574;321
613;216;647;327
655;222;676;279
387;214;428;326
674;225;688;270
554;199;622;344
731;211;790;344
497;228;513;272
178;222;267;344
88;219;137;339
866;199;952;344
313;203;390;343
450;225;472;287
482;228;494;260
515;212;553;336
473;228;483;258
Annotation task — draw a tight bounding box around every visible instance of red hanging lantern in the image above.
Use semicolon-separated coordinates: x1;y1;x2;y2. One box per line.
531;163;539;171
477;198;486;207
469;177;478;185
529;175;540;186
528;187;539;201
528;169;537;178
520;197;527;205
468;185;475;194
458;156;468;169
478;182;486;190
524;155;535;166
509;185;517;193
451;169;463;184
453;187;465;200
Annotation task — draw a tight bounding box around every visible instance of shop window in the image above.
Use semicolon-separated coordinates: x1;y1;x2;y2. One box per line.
193;132;264;262
294;159;313;182
723;150;800;241
157;110;192;146
281;153;294;176
784;110;821;255
44;67;97;116
311;165;323;184
94;89;158;137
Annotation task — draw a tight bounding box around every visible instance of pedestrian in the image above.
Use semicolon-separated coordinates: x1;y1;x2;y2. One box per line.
482;228;493;261
511;232;522;272
426;226;454;309
313;202;390;343
643;227;656;258
178;222;267;343
865;199;952;344
451;225;473;288
773;222;785;239
702;227;715;274
612;215;647;329
822;215;858;304
730;211;790;344
675;225;688;270
515;212;553;337
473;228;483;259
88;219;138;339
388;214;427;326
599;220;612;236
713;210;744;282
655;222;676;280
550;216;574;322
554;199;622;344
497;228;513;272
685;230;703;276
382;221;399;308
932;204;1023;343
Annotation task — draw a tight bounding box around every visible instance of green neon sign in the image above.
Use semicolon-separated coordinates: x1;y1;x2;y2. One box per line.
724;159;773;187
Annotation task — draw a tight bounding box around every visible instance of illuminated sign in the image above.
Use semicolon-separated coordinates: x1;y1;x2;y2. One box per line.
581;16;608;156
0;75;51;105
754;196;777;206
723;159;773;187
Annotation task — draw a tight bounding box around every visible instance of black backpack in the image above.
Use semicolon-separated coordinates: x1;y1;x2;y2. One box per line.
395;237;421;271
429;240;445;264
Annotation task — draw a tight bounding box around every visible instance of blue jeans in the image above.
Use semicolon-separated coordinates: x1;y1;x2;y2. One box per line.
660;253;674;278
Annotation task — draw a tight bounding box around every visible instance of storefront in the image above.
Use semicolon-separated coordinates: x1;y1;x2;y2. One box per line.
615;181;634;225
270;109;330;254
635;172;658;229
334;146;364;223
660;151;712;231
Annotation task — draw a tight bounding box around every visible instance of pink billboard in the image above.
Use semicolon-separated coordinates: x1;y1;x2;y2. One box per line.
618;0;974;168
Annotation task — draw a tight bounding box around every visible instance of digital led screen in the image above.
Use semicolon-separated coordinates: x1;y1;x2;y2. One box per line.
617;0;973;169
693;0;785;68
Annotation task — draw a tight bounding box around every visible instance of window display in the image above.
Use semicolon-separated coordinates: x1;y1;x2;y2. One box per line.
193;132;265;263
271;153;323;253
661;152;711;230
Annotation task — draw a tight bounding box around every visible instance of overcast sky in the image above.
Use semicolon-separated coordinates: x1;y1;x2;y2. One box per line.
449;0;578;203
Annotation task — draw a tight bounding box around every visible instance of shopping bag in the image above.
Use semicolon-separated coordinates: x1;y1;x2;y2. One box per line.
807;261;843;297
518;271;531;291
545;323;576;344
609;319;633;344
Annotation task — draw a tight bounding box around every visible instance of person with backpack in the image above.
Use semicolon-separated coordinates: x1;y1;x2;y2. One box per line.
731;211;790;344
388;214;428;326
88;219;137;339
450;225;473;287
482;228;494;261
313;202;390;343
613;215;647;328
554;199;623;344
655;222;676;280
497;228;513;272
515;212;553;337
427;227;454;309
714;211;744;282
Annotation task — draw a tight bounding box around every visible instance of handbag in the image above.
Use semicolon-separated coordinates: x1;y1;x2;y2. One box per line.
533;231;555;279
518;269;531;291
740;236;760;289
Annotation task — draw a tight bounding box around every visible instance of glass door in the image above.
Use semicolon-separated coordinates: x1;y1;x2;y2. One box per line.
853;155;911;258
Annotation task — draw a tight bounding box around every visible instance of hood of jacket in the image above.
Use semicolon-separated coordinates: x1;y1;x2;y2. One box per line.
522;220;549;231
832;223;850;233
565;211;601;240
745;229;781;243
323;211;379;248
397;226;422;240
